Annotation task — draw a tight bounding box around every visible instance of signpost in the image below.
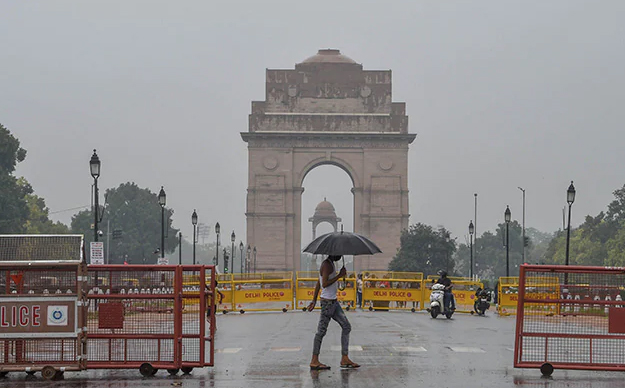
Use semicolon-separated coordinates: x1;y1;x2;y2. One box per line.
90;242;104;265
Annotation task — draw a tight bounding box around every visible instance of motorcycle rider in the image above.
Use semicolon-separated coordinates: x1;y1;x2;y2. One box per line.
436;270;455;312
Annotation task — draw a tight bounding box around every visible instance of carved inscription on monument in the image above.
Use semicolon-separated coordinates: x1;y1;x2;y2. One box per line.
255;175;285;211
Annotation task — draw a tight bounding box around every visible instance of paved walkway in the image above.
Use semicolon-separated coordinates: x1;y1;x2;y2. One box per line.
4;309;625;387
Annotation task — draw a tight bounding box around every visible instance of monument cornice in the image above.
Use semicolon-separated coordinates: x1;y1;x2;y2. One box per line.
241;131;416;148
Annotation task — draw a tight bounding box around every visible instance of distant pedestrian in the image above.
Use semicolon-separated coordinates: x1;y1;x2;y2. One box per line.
308;255;360;370
356;274;363;309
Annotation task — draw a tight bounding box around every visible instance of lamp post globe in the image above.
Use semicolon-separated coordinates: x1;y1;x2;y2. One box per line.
90;149;101;179
565;181;576;267
215;222;220;268
504;205;511;277
469;220;474;278
191;209;198;265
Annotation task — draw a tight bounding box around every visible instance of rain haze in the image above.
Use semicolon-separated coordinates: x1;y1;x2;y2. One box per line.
2;1;624;255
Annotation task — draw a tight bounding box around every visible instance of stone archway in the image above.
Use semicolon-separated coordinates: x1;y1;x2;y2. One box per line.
241;49;416;272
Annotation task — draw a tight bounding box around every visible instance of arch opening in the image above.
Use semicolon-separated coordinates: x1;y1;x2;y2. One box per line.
301;164;354;272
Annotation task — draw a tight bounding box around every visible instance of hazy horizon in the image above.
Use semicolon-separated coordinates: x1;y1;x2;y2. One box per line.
2;0;624;250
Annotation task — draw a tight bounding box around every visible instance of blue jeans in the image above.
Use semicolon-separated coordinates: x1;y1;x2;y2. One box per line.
444;292;455;311
356;291;362;308
313;299;351;356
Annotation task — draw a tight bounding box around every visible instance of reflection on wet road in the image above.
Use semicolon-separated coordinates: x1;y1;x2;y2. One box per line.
3;310;625;387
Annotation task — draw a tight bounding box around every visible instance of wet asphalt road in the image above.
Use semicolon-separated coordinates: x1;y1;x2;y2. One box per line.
3;308;625;387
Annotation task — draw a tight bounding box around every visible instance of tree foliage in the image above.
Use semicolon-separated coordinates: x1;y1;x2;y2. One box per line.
544;184;625;267
71;182;179;264
0;124;29;233
388;223;456;275
454;221;528;283
23;180;71;234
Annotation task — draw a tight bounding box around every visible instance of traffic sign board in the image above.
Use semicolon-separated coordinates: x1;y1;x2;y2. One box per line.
90;242;104;265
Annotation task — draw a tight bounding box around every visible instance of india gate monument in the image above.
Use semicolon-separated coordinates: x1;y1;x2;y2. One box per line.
241;49;416;272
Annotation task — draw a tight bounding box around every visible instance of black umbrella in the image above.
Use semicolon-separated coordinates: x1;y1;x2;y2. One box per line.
303;231;382;256
303;230;382;290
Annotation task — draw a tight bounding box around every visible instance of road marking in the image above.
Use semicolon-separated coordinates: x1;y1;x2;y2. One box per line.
448;347;485;353
217;348;242;353
331;345;363;352
270;347;301;352
393;346;427;352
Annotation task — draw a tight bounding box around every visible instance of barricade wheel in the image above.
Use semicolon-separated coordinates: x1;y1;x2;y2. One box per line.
181;367;193;374
411;308;416;313
368;306;373;311
282;308;288;313
222;310;228;314
41;366;57;381
540;363;554;377
240;309;245;314
346;306;350;311
302;307;307;312
139;363;155;377
167;369;179;375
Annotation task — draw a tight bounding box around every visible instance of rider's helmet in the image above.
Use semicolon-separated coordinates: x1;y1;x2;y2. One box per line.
437;270;447;277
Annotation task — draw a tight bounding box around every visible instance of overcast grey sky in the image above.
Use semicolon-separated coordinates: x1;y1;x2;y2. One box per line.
2;1;624;251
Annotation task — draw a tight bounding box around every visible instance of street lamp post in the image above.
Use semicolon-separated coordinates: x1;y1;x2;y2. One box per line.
504;205;511;277
239;241;244;274
565;181;576;266
223;248;228;274
191;210;198;265
253;246;257;274
214;222;220;268
247;245;251;274
230;231;235;274
469;220;474;279
90;150;101;242
178;232;182;265
518;187;526;263
158;187;166;261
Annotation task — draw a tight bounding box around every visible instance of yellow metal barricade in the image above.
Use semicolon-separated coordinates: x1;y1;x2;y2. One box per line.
232;272;293;313
498;277;518;316
295;272;357;310
498;276;560;316
362;272;423;312
216;273;234;313
182;273;234;313
424;275;483;313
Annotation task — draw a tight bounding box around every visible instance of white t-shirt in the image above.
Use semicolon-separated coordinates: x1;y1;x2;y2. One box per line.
319;259;338;300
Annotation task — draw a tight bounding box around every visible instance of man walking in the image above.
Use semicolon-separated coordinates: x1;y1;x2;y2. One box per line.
308;255;360;370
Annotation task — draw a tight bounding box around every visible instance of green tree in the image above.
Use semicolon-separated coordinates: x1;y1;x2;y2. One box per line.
71;182;179;264
455;221;525;283
0;124;29;233
389;223;457;274
19;178;70;234
525;227;553;264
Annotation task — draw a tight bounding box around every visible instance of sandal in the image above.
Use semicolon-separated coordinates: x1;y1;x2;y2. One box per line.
340;363;360;369
310;364;331;370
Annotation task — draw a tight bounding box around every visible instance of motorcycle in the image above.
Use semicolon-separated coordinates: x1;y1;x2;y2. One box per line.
428;283;454;319
473;287;491;316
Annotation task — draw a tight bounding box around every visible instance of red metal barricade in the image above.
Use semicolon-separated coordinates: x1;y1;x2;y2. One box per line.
0;235;88;380
86;265;215;376
514;264;625;376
